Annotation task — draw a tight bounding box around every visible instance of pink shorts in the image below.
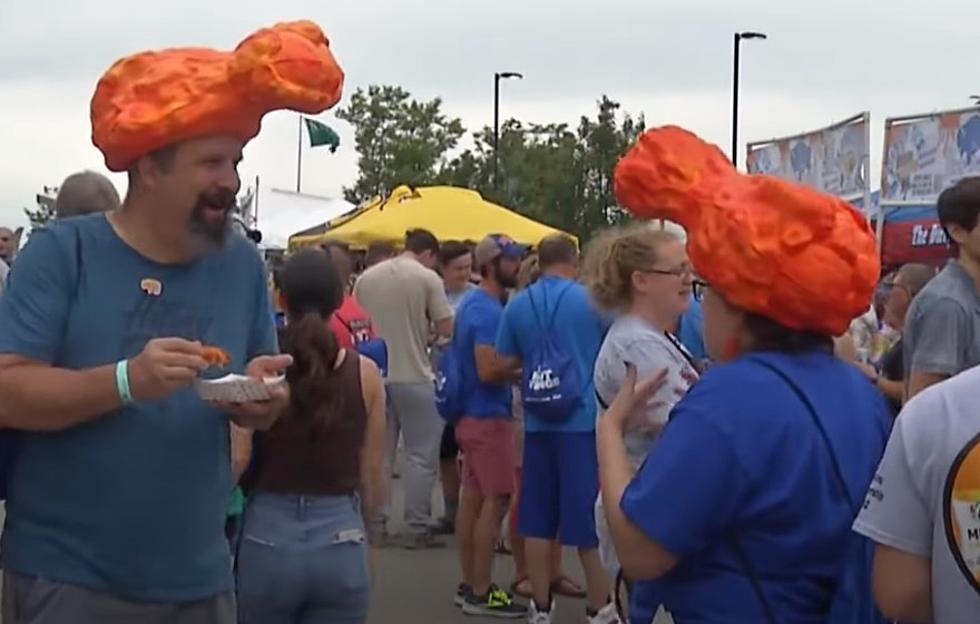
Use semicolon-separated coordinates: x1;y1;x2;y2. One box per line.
456;417;515;498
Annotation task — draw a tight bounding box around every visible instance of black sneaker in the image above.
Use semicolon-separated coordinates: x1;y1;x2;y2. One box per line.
462;586;527;619
454;583;473;607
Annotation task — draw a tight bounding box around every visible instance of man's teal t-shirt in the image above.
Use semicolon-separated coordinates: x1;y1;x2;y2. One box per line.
0;214;276;602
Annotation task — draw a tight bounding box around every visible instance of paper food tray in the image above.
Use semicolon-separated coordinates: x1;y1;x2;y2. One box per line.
195;374;285;403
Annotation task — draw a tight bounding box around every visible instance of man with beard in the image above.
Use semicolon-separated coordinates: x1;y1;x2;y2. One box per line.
0;22;343;624
451;234;527;617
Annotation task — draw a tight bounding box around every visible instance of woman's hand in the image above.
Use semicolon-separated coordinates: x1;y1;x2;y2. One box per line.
601;363;670;432
596;362;682;582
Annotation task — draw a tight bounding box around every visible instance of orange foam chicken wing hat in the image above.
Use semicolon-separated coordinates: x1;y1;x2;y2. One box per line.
91;21;344;171
615;126;879;337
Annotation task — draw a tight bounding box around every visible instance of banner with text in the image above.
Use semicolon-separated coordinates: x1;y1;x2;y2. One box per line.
880;207;951;267
746;112;869;199
882;108;980;203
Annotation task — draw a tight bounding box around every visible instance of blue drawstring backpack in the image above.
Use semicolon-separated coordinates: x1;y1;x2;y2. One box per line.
521;284;581;421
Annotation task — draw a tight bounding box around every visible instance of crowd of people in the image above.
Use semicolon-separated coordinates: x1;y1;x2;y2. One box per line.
0;18;979;624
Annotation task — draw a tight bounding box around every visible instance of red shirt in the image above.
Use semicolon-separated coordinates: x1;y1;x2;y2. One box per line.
330;294;376;349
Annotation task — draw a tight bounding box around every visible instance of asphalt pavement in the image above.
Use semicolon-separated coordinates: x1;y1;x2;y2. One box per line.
368;466;673;624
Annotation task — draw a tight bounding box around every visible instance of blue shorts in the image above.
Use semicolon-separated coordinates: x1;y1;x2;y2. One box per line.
517;431;599;548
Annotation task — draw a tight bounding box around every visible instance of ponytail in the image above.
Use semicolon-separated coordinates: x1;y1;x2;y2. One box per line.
279;311;346;433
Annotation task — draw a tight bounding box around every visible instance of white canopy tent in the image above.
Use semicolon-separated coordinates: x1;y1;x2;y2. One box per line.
240;185;354;250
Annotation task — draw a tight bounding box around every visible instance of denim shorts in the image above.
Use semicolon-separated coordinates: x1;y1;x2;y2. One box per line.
236;493;370;624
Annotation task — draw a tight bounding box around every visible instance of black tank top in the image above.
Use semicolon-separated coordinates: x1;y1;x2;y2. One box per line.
251;352;368;496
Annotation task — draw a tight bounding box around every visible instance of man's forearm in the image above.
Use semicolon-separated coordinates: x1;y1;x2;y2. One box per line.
0;363;122;431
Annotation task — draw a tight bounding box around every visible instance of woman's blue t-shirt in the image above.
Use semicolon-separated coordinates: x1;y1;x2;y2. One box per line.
621;350;891;623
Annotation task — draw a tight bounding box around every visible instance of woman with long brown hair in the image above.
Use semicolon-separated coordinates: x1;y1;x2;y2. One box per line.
237;249;386;624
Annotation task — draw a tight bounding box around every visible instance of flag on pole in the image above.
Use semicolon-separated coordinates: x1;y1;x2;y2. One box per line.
304;117;341;153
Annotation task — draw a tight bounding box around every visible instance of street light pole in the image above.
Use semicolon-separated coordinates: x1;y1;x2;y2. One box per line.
732;31;767;165
493;71;524;188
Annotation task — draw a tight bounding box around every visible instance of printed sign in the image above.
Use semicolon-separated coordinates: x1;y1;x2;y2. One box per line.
881;217;951;267
747;113;869;199
882;108;980;202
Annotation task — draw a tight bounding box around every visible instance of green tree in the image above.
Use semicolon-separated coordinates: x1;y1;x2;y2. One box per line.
336;85;465;204
443;97;644;242
573;96;645;237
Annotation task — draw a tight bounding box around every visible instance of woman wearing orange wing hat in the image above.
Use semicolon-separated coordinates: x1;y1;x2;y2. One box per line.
0;22;341;624
595;126;892;623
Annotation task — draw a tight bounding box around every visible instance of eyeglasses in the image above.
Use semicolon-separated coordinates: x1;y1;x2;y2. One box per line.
693;279;709;302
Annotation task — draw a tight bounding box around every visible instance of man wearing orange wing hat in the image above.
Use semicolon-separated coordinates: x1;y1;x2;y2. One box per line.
0;22;343;623
595;127;892;623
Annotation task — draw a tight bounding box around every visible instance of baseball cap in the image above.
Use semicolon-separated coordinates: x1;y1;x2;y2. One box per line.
474;234;528;267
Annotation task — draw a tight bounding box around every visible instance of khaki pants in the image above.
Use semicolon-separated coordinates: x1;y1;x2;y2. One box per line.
2;573;235;624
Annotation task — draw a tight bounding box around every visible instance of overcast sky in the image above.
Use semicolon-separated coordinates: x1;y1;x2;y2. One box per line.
0;0;976;230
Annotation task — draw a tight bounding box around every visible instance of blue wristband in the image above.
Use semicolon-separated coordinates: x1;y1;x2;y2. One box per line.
116;360;134;406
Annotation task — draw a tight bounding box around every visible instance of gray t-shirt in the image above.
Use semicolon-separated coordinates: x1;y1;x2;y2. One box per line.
853;366;980;624
593;315;698;469
904;260;980;379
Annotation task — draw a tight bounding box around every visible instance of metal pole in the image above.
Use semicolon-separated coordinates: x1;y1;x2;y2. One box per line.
493;73;501;188
731;33;740;165
296;115;303;193
876;119;890;259
254;175;260;229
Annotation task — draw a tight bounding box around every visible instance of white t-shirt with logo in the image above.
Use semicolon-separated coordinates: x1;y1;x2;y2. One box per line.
592;314;699;574
853;365;980;624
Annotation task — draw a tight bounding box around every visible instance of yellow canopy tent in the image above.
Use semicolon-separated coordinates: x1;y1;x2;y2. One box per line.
288;185;575;250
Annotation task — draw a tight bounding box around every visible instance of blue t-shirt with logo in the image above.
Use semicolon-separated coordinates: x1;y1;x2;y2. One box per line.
455;288;511;419
621;350;890;623
495;275;607;432
0;215;277;602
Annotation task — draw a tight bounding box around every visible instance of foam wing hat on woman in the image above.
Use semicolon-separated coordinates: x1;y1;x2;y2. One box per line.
91;21;345;172
614;126;879;337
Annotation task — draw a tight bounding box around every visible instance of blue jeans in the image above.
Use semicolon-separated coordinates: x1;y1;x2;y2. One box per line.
236;493;370;624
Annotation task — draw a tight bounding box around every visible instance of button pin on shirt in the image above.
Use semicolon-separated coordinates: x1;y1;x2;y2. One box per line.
140;278;162;296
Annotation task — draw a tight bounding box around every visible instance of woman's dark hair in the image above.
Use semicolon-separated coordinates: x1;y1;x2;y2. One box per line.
404;228;440;254
278;249;346;432
439;240;471;266
743;313;834;354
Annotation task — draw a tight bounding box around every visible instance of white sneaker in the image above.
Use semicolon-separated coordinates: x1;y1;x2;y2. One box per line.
586;602;621;624
527;599;555;624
